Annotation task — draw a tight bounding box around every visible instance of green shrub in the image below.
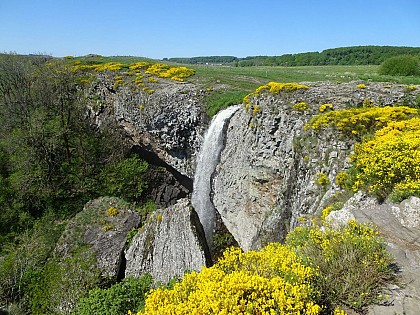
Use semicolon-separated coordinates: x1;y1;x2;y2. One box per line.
74;274;153;315
379;55;420;76
99;156;149;202
27;247;100;315
286;221;395;311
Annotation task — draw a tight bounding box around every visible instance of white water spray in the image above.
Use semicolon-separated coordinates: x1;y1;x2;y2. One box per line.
191;105;240;247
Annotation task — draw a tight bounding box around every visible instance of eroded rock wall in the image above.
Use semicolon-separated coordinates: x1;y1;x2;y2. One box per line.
212;81;412;250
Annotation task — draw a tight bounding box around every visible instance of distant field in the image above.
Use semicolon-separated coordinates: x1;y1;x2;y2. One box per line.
188;64;420;115
189;64;420;90
66;55;420;115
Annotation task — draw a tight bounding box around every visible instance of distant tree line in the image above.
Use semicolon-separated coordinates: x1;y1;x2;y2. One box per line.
165;46;420;67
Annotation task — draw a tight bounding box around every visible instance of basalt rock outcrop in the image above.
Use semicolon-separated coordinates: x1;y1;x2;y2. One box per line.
88;74;208;179
55;197;141;280
212;81;416;250
125;198;211;284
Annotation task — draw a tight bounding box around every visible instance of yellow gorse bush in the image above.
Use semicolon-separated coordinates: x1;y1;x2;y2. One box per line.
293;102;310;111
308;105;420;201
308;106;418;136
135;243;322;315
351;124;420;198
243;82;309;111
145;64;195;81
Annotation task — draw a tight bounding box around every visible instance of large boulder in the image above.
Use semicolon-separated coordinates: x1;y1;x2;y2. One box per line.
55;197;141;280
125;198;211;284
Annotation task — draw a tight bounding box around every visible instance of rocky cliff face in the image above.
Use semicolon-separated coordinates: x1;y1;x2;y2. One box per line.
89;74;208;179
212;81;413;250
84;77;420;314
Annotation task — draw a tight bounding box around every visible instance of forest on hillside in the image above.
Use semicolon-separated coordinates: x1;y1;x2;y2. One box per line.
165;45;420;66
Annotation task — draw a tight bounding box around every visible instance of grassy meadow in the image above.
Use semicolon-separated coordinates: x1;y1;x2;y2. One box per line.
187;64;420;115
65;55;420;115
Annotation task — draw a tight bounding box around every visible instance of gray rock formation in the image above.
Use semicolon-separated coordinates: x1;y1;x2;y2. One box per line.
125;198;211;284
89;75;208;178
326;193;420;315
212;81;415;250
55;197;140;280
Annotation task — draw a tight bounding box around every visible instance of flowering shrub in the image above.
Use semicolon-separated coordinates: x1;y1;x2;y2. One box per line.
293;102;310;111
107;207;119;217
286;221;395;311
243;82;309;109
128;221;395;315
103;225;113;232
308;106;418;136
351;121;420;199
135;243;322;315
315;172;330;186
129;62;151;70
318;103;333;113
145;64;195;81
309;105;420;201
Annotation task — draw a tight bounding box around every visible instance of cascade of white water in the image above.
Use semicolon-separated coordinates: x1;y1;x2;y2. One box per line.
191;105;241;247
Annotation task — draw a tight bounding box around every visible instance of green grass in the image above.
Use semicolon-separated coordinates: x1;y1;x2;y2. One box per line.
191;64;420;88
204;90;249;116
188;64;420;115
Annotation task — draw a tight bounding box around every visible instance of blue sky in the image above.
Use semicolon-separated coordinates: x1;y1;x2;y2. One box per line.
1;0;419;59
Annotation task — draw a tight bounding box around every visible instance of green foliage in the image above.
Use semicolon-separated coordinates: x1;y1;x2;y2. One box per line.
0;212;65;310
286;221;395;311
99;155;149;202
167;46;420;66
27;247;101;315
74;274;153;315
379;55;420;76
0;55;131;222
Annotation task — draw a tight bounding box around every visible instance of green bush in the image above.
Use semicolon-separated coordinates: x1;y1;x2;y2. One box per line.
99;156;149;202
27;247;101;315
74;274;153;315
286;221;395;311
379;55;420;76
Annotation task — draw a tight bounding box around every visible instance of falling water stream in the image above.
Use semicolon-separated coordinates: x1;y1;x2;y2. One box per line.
191;105;241;248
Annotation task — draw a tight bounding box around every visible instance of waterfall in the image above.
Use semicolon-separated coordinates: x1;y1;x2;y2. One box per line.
191;105;241;248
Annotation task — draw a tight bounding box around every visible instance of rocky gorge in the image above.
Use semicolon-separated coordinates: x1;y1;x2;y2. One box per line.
63;74;420;314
